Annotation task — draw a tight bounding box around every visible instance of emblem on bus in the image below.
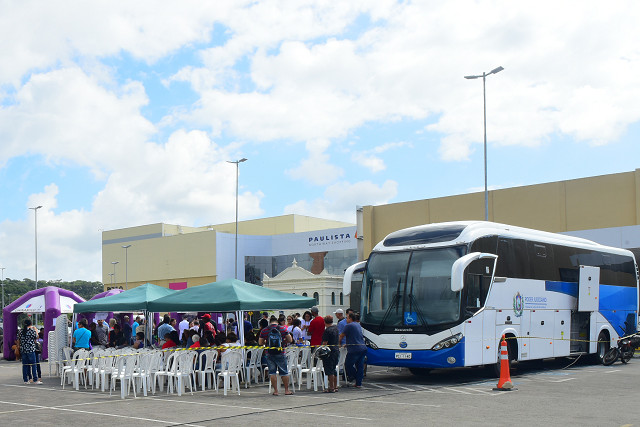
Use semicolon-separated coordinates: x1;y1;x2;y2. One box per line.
513;292;524;317
399;341;408;348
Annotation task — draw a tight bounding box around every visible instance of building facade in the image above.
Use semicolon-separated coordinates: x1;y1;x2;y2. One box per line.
101;215;357;292
357;169;640;262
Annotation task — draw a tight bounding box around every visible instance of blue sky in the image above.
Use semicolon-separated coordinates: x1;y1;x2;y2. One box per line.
1;1;640;281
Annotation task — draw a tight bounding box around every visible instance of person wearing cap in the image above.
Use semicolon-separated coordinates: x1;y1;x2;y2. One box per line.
308;306;325;347
199;313;217;339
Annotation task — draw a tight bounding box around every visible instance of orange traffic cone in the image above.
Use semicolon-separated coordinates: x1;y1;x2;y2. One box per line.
493;335;515;391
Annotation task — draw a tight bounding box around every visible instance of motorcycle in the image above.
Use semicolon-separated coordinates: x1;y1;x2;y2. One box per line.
602;333;640;366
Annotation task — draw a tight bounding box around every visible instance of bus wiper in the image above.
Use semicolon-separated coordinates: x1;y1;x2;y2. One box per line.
379;278;402;333
408;277;428;328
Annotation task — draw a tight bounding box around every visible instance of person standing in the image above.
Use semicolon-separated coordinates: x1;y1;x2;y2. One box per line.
339;312;367;388
335;308;347;345
122;315;133;345
132;316;140;333
178;315;190;341
157;314;173;342
258;312;269;330
321;315;340;392
308;306;325;348
301;311;312;342
199;314;217;339
19;319;40;384
95;318;108;346
259;316;293;396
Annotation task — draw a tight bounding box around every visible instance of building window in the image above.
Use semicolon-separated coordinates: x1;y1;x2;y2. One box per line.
331;292;335;305
302;292;308;297
340;292;343;305
313;292;319;304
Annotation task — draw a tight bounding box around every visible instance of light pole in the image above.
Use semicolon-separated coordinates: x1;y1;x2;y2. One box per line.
226;158;247;279
111;261;119;287
122;245;131;290
108;273;114;286
1;267;5;312
464;66;504;221
29;205;43;289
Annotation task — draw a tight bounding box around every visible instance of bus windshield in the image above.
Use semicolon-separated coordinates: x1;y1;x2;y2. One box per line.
361;246;466;331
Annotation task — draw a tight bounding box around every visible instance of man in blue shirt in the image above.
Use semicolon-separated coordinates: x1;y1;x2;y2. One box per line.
157;314;173;343
339;312;367;388
72;319;91;351
336;308;350;345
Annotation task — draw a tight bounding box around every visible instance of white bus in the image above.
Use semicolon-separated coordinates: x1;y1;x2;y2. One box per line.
343;221;639;372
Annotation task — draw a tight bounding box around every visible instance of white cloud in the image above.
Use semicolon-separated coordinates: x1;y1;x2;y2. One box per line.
284;179;397;222
286;139;344;186
351;141;410;173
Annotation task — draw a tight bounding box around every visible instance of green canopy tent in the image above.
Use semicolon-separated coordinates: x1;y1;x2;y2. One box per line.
147;279;317;347
73;283;176;313
147;279;316;312
73;283;177;345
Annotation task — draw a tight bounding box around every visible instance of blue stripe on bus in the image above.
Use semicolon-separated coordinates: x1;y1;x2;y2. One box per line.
545;281;578;297
365;337;465;368
599;284;638;336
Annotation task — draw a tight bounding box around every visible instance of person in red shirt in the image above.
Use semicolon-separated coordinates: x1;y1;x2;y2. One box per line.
307;306;325;347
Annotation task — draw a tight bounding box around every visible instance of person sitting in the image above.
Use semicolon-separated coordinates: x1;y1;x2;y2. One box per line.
133;332;145;349
107;324;125;348
162;330;180;350
244;330;258;347
73;319;92;351
189;334;204;349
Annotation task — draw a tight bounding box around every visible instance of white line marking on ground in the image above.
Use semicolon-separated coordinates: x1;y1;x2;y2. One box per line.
412;385;446;393
353;399;440;408
443;387;474;395
0;400;204;427
460;387;495;395
146;396;373;421
551;378;576;383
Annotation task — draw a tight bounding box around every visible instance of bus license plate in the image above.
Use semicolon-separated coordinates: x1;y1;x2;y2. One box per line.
395;352;412;359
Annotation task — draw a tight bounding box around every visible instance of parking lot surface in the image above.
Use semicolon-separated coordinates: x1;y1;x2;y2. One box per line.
0;355;639;426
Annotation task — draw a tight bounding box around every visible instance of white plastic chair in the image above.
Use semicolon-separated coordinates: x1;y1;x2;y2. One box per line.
109;355;137;399
216;349;243;396
336;346;347;386
132;352;154;397
196;350;218;391
244;348;263;387
299;349;325;391
168;351;195;396
152;352;177;394
61;350;89;390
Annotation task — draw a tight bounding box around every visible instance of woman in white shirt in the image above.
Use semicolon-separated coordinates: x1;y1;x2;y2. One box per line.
301;311;312;341
291;318;304;344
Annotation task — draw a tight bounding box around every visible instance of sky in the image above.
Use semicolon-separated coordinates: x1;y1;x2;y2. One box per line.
1;1;640;282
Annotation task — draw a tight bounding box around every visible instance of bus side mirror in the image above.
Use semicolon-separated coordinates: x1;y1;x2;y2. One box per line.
343;261;367;296
451;252;498;292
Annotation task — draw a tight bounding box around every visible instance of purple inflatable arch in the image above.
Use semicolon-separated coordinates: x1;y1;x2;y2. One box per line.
2;286;85;361
83;289;124;325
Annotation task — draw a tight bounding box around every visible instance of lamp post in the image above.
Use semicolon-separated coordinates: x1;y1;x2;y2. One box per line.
226;158;247;280
1;267;5;312
108;273;114;286
464;66;504;221
111;261;119;288
122;245;131;290
28;205;43;289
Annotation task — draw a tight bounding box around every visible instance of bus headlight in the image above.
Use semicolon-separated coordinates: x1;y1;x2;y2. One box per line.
364;336;379;350
431;333;463;351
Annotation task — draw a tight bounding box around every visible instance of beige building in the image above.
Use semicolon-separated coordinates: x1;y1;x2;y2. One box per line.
357;169;640;261
102;214;357;291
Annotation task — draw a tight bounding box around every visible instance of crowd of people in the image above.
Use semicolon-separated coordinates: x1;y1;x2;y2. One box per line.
14;305;367;392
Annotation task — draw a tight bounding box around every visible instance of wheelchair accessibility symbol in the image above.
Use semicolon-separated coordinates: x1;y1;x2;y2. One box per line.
404;312;417;325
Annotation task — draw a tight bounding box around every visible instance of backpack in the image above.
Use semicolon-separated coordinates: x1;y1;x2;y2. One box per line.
267;326;283;355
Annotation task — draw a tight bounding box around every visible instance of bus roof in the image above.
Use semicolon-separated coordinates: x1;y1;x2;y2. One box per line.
374;221;633;257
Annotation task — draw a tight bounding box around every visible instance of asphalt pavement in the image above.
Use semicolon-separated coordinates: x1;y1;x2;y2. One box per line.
0;355;638;426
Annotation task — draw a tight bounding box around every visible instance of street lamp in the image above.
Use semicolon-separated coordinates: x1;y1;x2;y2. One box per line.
1;267;5;312
464;66;504;221
111;261;119;287
108;273;114;286
122;245;131;290
226;158;248;279
28;205;43;289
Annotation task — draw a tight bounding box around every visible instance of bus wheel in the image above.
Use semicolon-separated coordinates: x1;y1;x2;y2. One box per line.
493;338;516;377
409;367;431;376
596;331;610;365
